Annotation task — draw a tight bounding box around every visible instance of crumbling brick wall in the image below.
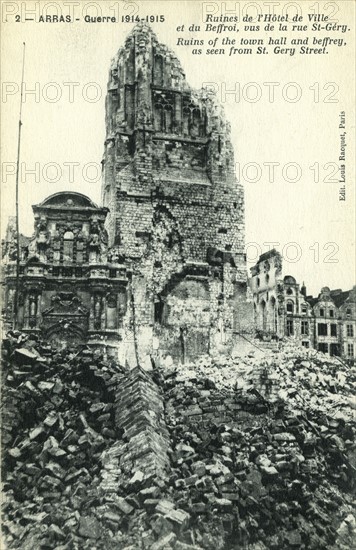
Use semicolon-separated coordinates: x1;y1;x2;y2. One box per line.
102;23;252;364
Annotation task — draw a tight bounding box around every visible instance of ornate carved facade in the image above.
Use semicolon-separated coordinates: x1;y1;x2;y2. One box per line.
2;193;128;354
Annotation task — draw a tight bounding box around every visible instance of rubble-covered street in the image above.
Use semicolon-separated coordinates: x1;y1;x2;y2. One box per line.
1;333;356;549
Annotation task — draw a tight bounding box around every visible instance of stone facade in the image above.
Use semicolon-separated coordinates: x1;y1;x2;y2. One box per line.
249;250;283;337
2;192;128;354
249;249;313;348
249;249;356;363
101;22;250;364
307;286;356;361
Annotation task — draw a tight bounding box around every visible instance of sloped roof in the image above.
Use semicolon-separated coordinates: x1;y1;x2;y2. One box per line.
305;288;352;308
330;289;352;308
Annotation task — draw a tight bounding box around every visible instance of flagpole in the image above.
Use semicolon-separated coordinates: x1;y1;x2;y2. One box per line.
14;42;26;328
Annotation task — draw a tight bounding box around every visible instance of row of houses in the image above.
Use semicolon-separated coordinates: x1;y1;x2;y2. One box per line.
249;250;356;363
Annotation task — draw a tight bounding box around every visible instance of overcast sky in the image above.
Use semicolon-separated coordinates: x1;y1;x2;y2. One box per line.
1;1;355;295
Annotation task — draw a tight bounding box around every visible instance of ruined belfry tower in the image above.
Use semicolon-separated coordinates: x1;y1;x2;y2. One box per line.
102;23;250;364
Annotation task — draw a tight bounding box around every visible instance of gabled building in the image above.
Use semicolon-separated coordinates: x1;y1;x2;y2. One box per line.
338;289;356;361
249;249;283;336
249;249;312;348
306;286;356;360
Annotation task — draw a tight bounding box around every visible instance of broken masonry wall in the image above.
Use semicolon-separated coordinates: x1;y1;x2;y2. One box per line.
103;22;245;262
102;23;251;363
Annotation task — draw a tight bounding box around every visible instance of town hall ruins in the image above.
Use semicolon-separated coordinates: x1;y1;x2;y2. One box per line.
2;23;355;365
2;23;250;366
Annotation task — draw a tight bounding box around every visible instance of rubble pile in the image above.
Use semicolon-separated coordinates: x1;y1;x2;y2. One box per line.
1;334;131;549
2;334;356;549
1;334;186;549
164;342;356;421
161;345;356;549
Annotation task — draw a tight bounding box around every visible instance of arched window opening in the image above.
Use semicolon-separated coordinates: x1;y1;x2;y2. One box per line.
190;108;201;137
154;100;173;133
163;104;173;133
63;231;74;262
153;54;164;86
286;318;294;336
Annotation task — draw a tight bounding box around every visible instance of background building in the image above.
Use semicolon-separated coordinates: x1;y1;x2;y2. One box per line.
249;250;356;363
307;286;356;361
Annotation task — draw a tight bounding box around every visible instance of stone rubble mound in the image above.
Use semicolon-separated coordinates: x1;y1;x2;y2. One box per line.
161;344;356;549
1;333;355;549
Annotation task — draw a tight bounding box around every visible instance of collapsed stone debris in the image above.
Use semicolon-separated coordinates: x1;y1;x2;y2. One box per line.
2;332;356;549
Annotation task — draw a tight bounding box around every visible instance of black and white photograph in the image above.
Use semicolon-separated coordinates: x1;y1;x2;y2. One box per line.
1;1;355;548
